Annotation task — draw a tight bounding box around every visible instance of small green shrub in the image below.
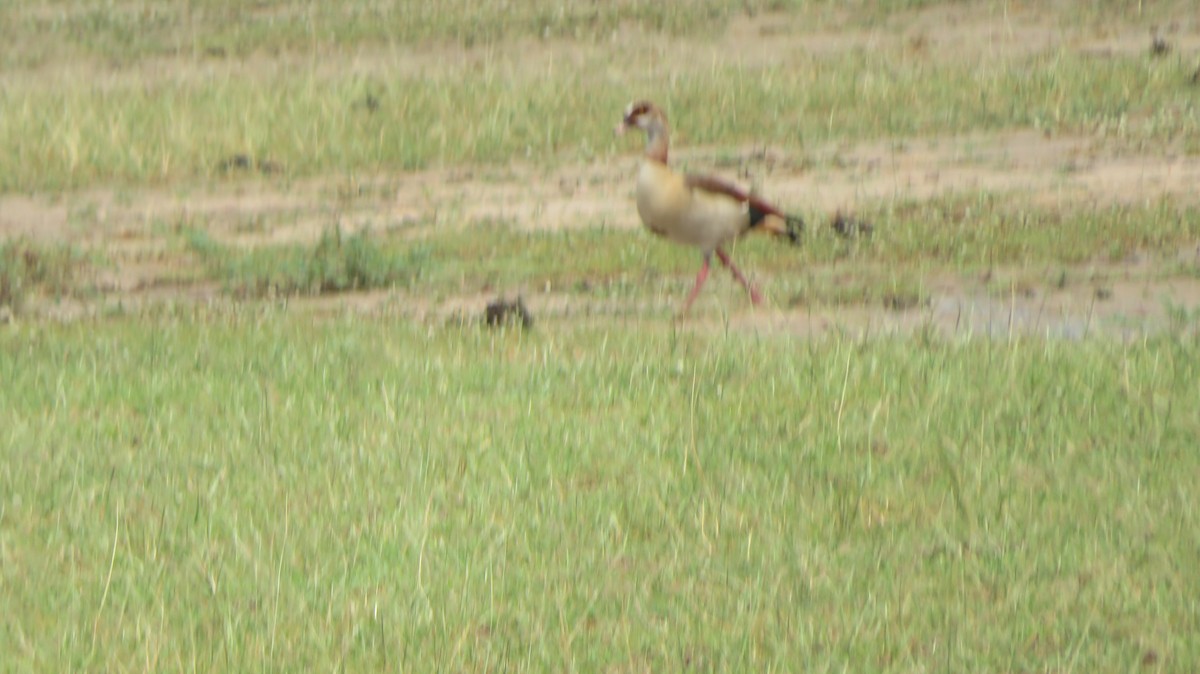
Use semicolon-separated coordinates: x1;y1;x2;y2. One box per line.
186;225;425;297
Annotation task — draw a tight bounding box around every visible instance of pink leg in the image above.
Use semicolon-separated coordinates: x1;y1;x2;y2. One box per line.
680;254;712;314
715;248;762;305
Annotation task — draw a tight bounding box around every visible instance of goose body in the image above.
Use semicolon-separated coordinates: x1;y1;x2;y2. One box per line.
636;161;750;250
617;100;803;313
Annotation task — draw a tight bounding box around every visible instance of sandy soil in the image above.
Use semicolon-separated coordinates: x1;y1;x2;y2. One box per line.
3;4;1199;335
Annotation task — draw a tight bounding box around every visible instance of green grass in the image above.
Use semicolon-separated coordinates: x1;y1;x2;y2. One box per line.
871;195;1200;266
5;0;1078;69
2;314;1198;671
1;0;1180;69
4;2;1200;670
0;0;772;68
2;5;1197;190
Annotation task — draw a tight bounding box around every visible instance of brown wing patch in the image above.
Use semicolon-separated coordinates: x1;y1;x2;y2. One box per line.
684;173;784;217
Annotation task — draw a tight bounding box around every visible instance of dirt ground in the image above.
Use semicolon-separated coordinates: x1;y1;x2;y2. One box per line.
3;4;1199;336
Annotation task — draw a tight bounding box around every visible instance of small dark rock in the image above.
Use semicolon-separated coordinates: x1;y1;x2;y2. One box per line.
882;292;922;311
218;154;283;175
484;297;533;329
219;153;253;171
830;211;874;239
1150;32;1170;57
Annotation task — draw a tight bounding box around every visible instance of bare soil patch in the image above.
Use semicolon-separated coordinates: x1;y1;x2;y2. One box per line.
4;126;1199;334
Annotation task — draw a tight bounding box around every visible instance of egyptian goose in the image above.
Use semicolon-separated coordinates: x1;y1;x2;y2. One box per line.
616;100;803;313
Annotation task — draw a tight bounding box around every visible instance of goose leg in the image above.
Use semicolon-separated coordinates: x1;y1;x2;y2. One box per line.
715;247;762;305
681;253;712;314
